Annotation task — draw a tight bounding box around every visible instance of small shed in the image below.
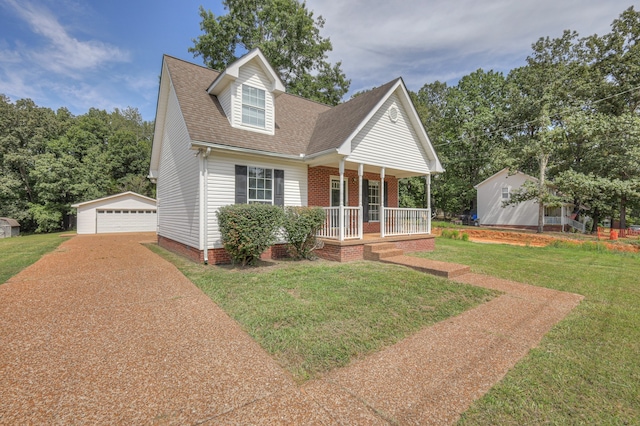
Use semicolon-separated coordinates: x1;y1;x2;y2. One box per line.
71;192;157;234
0;218;20;238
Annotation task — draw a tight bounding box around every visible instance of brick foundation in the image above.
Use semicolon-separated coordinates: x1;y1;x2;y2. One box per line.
158;235;289;265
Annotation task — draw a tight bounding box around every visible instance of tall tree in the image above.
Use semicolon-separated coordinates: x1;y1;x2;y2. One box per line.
189;0;350;105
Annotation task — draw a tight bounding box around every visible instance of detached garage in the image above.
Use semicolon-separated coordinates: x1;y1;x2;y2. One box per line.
72;192;157;234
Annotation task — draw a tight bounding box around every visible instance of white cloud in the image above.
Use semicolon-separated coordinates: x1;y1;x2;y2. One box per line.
3;0;129;76
305;0;631;91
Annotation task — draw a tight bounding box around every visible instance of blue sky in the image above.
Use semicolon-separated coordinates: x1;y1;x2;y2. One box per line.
0;0;634;121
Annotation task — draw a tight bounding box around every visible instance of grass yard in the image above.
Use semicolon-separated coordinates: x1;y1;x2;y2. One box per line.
411;239;640;425
0;233;68;284
148;245;497;382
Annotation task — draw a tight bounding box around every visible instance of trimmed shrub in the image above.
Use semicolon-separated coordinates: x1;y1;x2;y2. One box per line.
282;206;326;260
217;204;284;266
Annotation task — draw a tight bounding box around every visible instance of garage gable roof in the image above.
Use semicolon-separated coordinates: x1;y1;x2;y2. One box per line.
71;192;156;208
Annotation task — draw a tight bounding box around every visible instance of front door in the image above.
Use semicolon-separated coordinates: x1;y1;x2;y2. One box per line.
330;178;347;207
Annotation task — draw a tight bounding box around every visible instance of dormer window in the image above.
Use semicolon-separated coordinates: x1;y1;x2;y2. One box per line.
242;84;266;128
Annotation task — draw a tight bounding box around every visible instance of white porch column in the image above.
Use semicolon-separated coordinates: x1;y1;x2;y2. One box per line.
339;159;345;241
380;167;385;238
426;174;431;234
358;163;364;239
561;205;565;232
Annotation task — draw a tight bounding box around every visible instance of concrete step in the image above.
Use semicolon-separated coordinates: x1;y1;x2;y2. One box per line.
380;255;471;279
364;248;405;261
364;243;404;261
364;243;397;253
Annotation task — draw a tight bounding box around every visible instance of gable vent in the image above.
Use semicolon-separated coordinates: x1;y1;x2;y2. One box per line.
389;106;399;123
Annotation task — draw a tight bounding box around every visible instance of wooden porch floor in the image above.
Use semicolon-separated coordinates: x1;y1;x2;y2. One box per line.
319;233;435;247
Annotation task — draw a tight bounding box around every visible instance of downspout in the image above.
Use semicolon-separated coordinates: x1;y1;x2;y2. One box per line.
202;148;211;264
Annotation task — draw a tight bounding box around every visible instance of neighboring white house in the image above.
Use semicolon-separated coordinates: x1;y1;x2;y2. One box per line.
475;168;583;232
71;192;157;234
149;49;444;263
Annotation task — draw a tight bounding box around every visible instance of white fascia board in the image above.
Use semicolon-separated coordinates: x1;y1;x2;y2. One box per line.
149;59;172;176
473;168;538;189
191;140;304;161
206;49;286;96
71;192;156;208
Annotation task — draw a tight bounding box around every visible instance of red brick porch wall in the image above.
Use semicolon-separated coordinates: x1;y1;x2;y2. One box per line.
315;237;435;262
307;166;398;234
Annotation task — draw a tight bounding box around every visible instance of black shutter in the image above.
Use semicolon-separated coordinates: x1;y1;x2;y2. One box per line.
235;165;247;204
384;181;389;207
274;169;284;206
362;179;369;223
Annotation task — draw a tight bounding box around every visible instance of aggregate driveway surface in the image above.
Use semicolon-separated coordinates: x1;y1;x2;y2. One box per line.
0;233;583;425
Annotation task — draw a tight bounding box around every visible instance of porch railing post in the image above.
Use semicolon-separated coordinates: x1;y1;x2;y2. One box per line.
380;167;385;238
358;163;363;239
426;173;431;234
339;159;345;241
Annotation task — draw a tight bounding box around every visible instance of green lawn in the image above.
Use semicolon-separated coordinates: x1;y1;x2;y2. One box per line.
411;239;640;425
147;245;497;382
0;233;68;284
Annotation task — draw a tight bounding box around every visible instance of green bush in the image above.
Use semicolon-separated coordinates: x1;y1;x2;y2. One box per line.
440;229;452;238
461;233;469;241
282;206;326;260
451;230;459;239
217;204;285;266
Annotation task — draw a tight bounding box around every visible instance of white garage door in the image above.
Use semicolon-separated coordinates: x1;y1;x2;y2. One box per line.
96;209;157;233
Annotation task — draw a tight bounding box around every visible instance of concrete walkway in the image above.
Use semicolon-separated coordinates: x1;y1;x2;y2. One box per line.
0;234;583;424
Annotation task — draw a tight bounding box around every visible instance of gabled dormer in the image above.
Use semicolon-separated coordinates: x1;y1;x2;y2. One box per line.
206;49;286;136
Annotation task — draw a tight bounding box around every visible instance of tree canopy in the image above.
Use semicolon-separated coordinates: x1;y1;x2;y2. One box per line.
189;0;350;106
0;97;154;233
407;6;640;232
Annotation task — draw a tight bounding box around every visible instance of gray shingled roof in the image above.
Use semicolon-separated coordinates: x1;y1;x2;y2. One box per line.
164;55;401;157
0;218;20;227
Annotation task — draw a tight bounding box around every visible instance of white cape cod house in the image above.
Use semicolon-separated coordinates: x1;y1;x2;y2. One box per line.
149;49;443;263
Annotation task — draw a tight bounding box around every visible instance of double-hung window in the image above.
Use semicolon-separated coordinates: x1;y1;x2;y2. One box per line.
242;85;266;128
248;166;273;204
368;181;380;221
501;187;510;200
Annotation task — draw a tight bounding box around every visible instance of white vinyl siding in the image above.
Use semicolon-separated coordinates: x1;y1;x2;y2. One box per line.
205;152;307;248
156;84;201;249
219;86;232;123
230;61;275;134
476;170;538;227
348;93;431;174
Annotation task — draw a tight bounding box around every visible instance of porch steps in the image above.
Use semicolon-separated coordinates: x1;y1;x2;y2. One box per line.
378;254;471;279
363;243;405;261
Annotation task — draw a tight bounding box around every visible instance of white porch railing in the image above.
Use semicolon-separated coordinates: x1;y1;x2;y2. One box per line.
317;207;362;240
544;216;586;233
543;216;563;225
384;208;431;236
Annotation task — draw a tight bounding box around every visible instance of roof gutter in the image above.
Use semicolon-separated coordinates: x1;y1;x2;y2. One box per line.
191;140;305;161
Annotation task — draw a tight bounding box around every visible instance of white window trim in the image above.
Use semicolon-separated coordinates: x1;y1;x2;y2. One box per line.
241;84;266;129
247;165;274;204
330;176;348;207
368;180;380;222
502;187;510;200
